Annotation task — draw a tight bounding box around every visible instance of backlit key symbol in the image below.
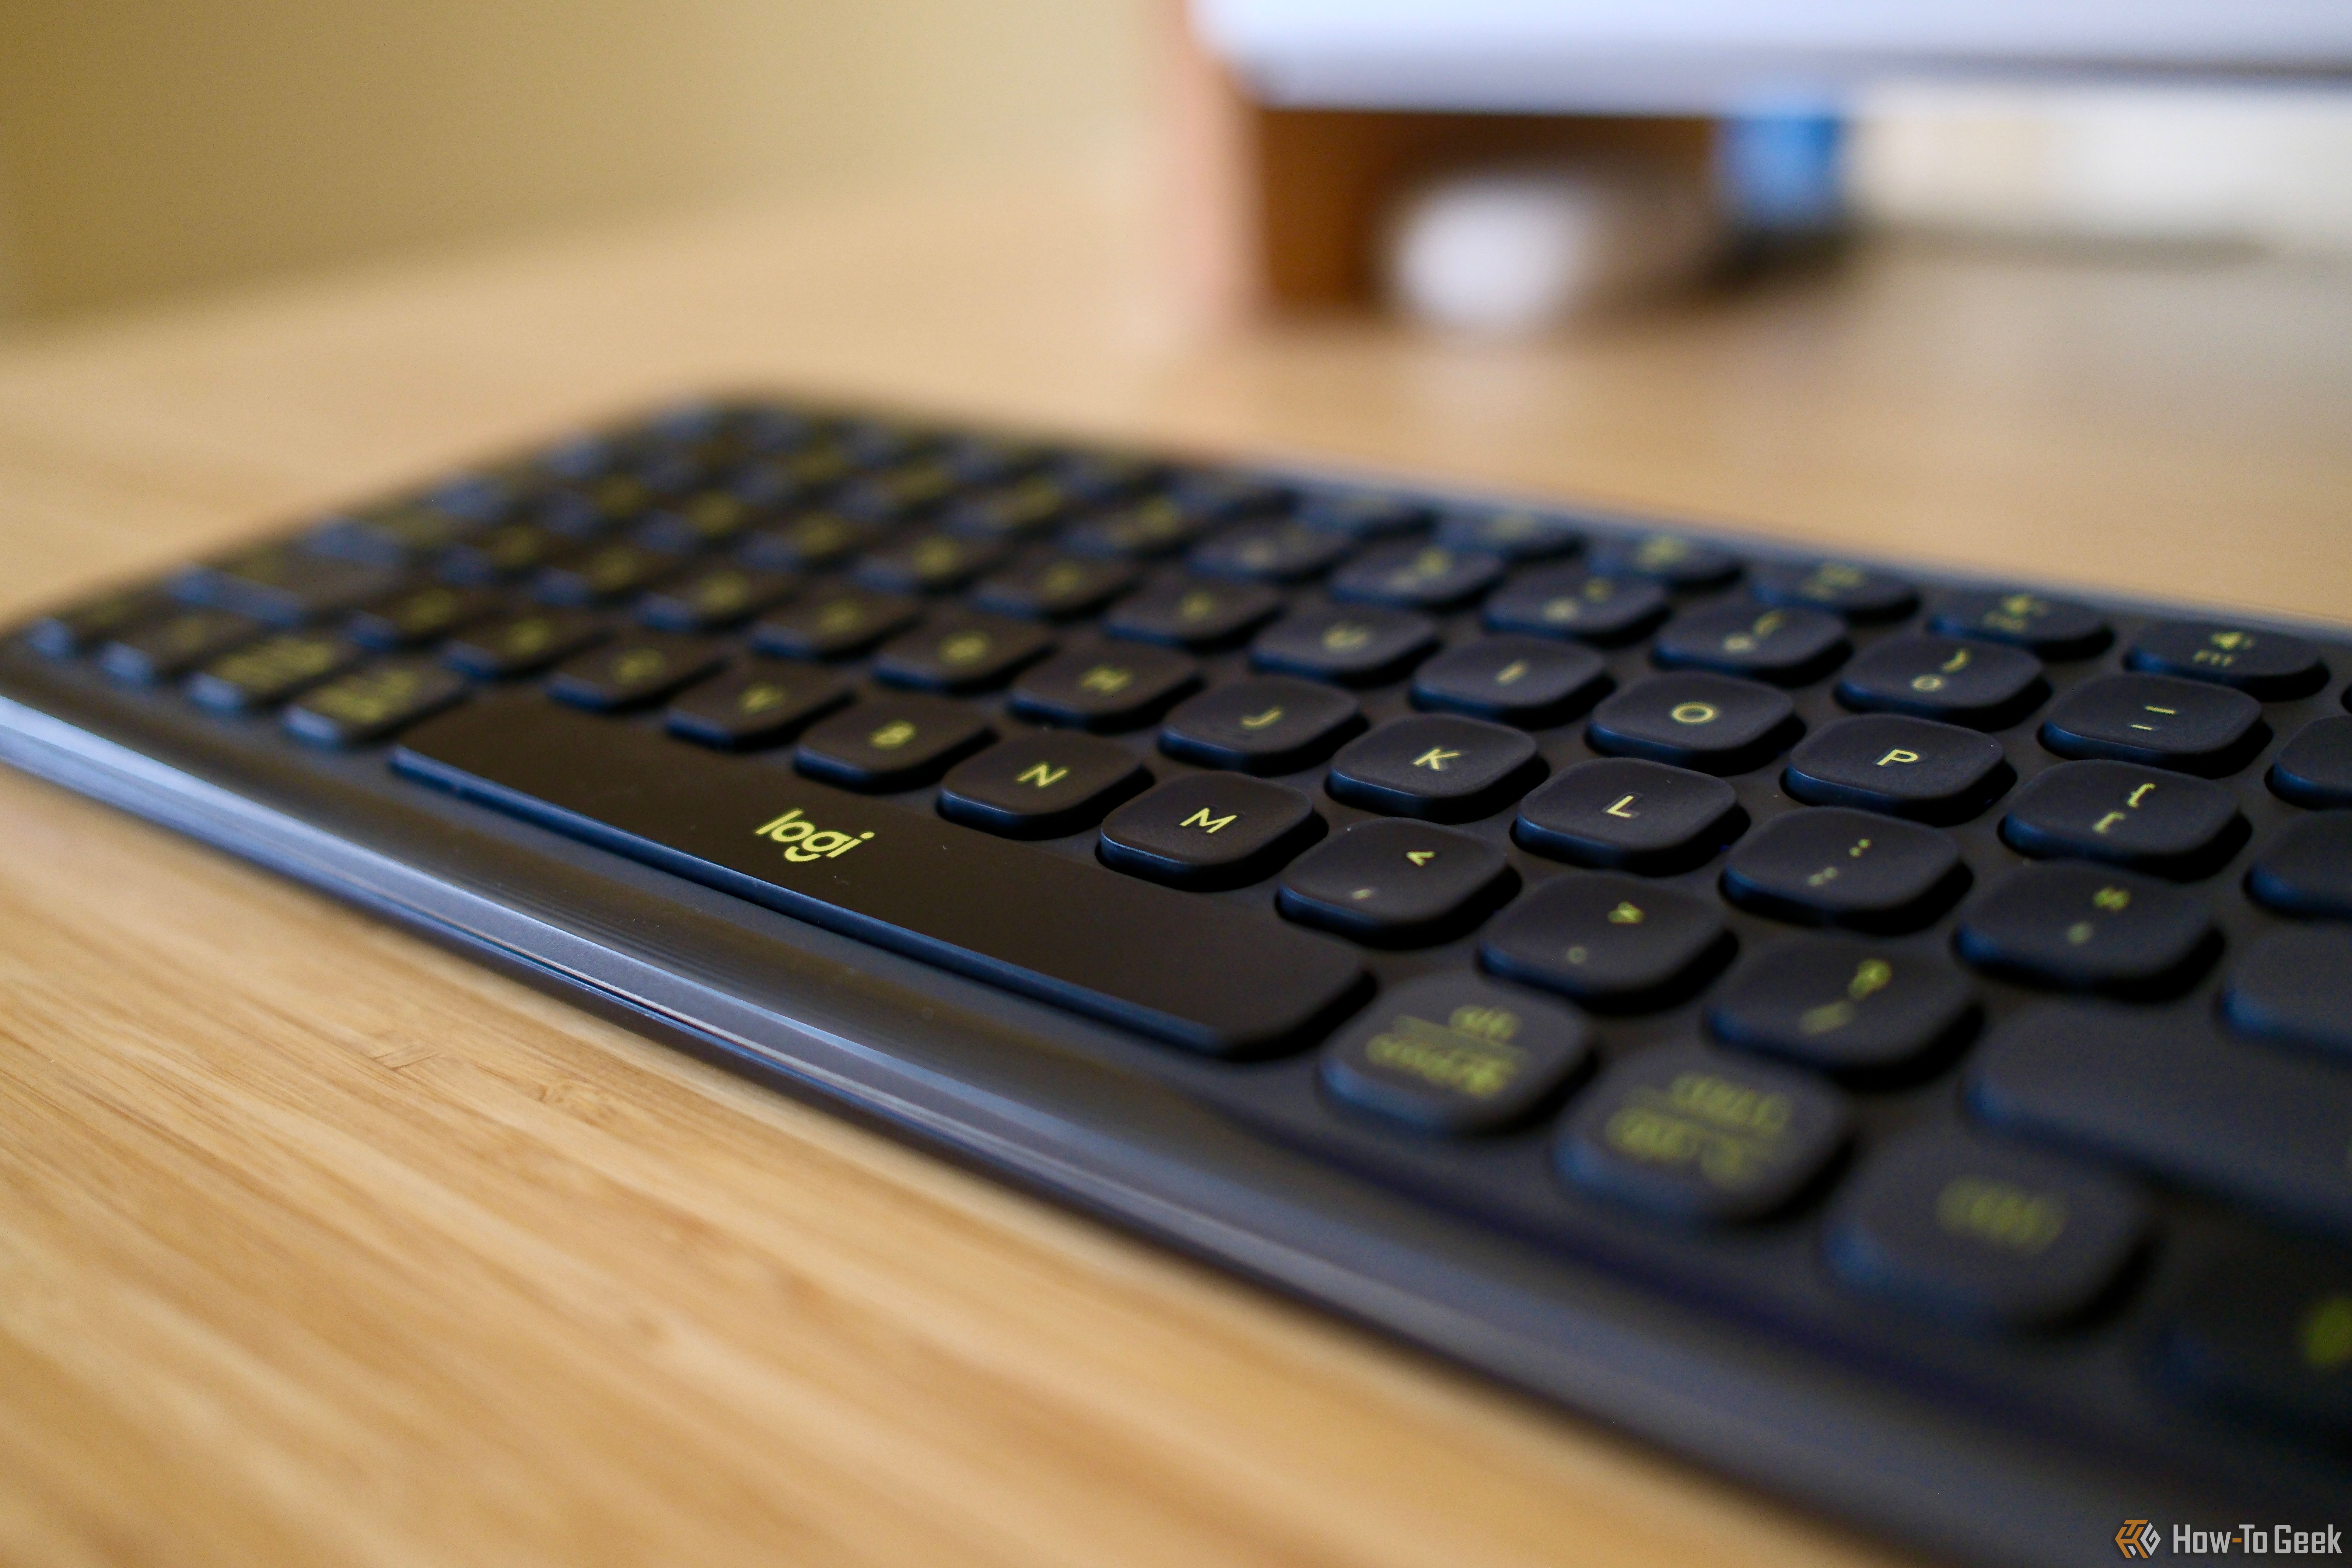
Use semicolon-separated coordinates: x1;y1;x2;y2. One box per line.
1493;660;1530;685
1875;748;1921;768
1606;901;1645;924
1322;623;1374;653
869;720;917;749
1605;793;1640;819
1015;762;1070;789
1180;807;1238;833
737;682;786;713
1237;705;1285;730
2126;783;2156;807
1939;648;1972;673
2130;703;2178;733
1404;849;1436;866
1412;747;1462;771
1076;663;1134;695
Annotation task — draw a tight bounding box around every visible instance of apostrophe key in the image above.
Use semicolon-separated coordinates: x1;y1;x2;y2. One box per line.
794;695;995;791
1408;636;1609;727
1512;758;1747;873
749;587;920;660
664;663;851;750
2126;621;2329;700
2159;1242;2352;1437
1584;673;1799;774
1651;603;1850;686
443;609;608;679
1318;975;1591;1133
1103;577;1283;650
1927;591;2112;660
1275;819;1516;946
1781;715;2013;824
1323;715;1543;822
546;635;726;712
1483;566;1668;645
1328;543;1505;610
186;631;366;712
1749;561;1918;623
1720;809;1968;932
2222;926;2352;1061
1250;604;1440;686
1480;874;1734;1010
2038;673;2268;776
1999;761;2247;878
1832;635;2048;730
1158;677;1365;774
935;733;1149;838
2245;814;2352;919
1008;643;1200;731
1097;774;1323;890
2269;715;2352;809
282;659;470;747
1956;865;2216;996
1707;940;1978;1079
99;608;269;684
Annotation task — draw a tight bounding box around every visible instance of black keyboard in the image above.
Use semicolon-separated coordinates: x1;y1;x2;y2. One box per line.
6;397;2349;1565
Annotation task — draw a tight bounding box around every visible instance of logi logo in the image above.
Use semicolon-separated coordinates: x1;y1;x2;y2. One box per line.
2116;1520;2162;1558
753;808;875;863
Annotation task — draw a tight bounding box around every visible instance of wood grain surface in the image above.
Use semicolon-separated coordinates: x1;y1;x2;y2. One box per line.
1;176;2346;1568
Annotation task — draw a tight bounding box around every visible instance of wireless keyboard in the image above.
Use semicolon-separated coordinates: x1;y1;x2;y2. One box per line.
4;398;2347;1566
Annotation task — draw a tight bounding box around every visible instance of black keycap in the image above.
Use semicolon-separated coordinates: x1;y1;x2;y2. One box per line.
1328;543;1504;610
832;459;964;525
1318;975;1591;1134
442;609;607;678
170;543;405;626
1097;774;1323;890
1104;576;1283;650
1969;1004;2352;1240
1652;602;1850;686
794;695;995;792
346;583;505;649
98;608;268;684
636;563;797;631
537;475;656;537
1325;716;1543;823
186;631;366;712
1433;507;1582;562
1782;716;2013;824
2159;1242;2352;1437
871;614;1053;695
2038;673;2267;776
943;476;1079;541
1250;604;1440;686
1927;590;2111;660
1708;940;1977;1079
2127;620;2328;699
632;490;760;554
1513;758;1745;873
1721;809;1967;933
395;697;1363;1055
1158;677;1365;774
2270;715;2352;808
1008;643;1201;732
546;635;727;712
970;553;1137;621
2246;812;2352;919
1833;635;2048;730
1409;636;1610;726
1749;561;1917;623
1064;496;1217;560
1955;865;2214;996
732;452;856;519
2224;926;2352;1062
936;733;1150;839
533;542;676;607
24;585;171;658
749;588;920;660
1277;820;1516;945
1825;1128;2144;1327
1585;674;1799;774
1164;470;1289;524
851;531;1006;595
1482;567;1668;646
935;434;1047;488
1558;1045;1850;1222
1999;761;2246;878
664;663;852;750
1294;491;1430;539
738;512;884;571
1587;533;1742;590
1481;874;1733;1010
307;502;481;566
1187;520;1353;584
282;659;469;747
437;520;564;583
1046;452;1164;507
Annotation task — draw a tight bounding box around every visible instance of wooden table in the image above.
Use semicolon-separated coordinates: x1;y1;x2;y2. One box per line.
2;178;2346;1568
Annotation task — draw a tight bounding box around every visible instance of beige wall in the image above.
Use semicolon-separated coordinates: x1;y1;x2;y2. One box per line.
0;0;1149;322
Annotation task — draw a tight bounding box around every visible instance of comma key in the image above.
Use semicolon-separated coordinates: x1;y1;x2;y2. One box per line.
1276;819;1516;947
1319;975;1592;1134
1097;774;1322;890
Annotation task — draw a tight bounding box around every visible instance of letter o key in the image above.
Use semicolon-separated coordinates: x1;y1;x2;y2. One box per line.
1669;701;1719;726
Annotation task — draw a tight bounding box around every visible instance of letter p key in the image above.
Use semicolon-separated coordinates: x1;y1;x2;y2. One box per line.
1876;748;1921;768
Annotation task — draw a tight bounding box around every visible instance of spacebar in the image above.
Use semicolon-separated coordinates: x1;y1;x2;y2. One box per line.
392;696;1367;1055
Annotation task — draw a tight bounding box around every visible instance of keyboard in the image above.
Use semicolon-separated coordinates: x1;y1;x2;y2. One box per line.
4;397;2347;1566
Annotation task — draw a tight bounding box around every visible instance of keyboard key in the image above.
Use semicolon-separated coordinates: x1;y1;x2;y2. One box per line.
1513;758;1745;873
1324;716;1544;823
2158;1242;2352;1438
632;490;759;554
172;544;405;627
2246;813;2352;919
395;697;1363;1055
1250;604;1440;685
1721;809;1967;933
1277;820;1516;946
1927;591;2112;660
832;458;964;525
437;520;565;583
1782;716;2013;824
443;609;607;678
1481;874;1733;1010
943;476;1079;541
1043;451;1164;507
1188;520;1353;584
1294;491;1430;538
936;733;1150;838
1708;940;1977;1079
1955;865;2214;996
185;632;366;712
794;695;995;792
1483;567;1668;646
1587;534;1742;591
1097;774;1323;890
1651;603;1850;686
738;512;884;571
307;502;481;566
749;588;920;659
1969;1004;2352;1240
935;435;1048;488
537;475;656;537
1158;677;1365;774
1998;761;2246;878
1318;975;1591;1134
1585;673;1799;774
1749;561;1917;623
1559;1044;1850;1222
2038;673;2267;776
851;531;1006;595
636;563;797;632
25;585;171;658
1104;576;1283;650
1064;496;1218;559
2270;715;2352;809
2127;620;2328;700
1328;543;1505;610
99;609;269;684
1409;636;1610;726
1833;635;2048;730
871;614;1054;694
664;663;852;750
2224;927;2352;1063
1433;507;1582;562
533;542;676;607
547;635;727;712
969;554;1137;620
282;654;470;747
1164;470;1290;524
1825;1128;2144;1327
1008;644;1200;732
346;583;505;649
